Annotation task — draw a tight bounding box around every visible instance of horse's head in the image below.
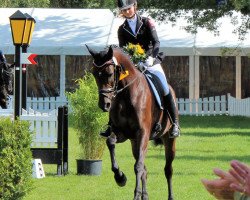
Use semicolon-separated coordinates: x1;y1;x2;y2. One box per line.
86;45;119;112
0;62;14;108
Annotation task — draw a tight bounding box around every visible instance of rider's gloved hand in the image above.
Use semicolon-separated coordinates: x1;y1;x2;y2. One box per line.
145;56;154;67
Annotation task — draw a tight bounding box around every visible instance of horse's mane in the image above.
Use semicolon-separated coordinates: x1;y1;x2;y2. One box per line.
111;45;136;71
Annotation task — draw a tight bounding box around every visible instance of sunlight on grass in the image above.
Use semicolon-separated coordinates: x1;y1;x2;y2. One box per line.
24;116;250;200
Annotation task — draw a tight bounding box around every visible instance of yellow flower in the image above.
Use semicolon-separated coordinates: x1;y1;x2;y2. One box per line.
136;45;144;55
123;43;146;64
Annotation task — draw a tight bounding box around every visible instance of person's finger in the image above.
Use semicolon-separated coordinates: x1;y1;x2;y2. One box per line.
230;183;245;193
231;160;249;177
229;168;244;184
213;168;228;178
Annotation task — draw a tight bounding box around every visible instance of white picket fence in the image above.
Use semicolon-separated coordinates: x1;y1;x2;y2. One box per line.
0;94;250;117
177;95;227;116
20;109;58;147
228;95;250;117
0;96;67;115
27;96;68;112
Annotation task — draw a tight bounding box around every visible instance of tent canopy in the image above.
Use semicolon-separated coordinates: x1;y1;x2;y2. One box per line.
1;8;249;56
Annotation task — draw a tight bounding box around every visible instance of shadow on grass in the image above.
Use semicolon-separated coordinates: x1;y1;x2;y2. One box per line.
183;131;250;137
146;153;250;162
180;115;250;129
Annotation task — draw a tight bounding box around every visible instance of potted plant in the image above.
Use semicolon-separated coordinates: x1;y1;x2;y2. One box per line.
67;72;108;175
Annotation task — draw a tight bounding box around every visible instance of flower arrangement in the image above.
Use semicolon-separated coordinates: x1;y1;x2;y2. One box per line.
123;43;147;64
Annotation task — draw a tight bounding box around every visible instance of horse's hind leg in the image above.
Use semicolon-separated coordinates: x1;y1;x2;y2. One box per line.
106;135;127;187
163;136;176;200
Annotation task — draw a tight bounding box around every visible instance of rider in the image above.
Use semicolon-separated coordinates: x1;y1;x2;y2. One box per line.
100;0;180;138
0;50;7;63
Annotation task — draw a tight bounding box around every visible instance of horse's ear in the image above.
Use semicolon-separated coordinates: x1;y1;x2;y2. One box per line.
85;44;97;57
107;45;113;59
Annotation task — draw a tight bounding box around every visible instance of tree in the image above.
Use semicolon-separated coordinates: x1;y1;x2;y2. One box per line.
1;0;50;7
139;0;249;40
49;0;115;8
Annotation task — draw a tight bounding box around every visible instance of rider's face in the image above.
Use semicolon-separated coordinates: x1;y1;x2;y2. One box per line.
121;6;135;19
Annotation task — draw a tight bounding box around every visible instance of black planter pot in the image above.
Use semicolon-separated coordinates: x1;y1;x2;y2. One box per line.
76;159;102;176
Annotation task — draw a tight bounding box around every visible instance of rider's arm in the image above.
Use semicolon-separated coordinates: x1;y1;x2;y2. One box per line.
145;18;160;59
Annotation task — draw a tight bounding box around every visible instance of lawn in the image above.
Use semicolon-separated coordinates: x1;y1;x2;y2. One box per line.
24;115;250;200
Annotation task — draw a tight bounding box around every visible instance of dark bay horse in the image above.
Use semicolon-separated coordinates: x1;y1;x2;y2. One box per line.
0;62;14;109
86;45;176;200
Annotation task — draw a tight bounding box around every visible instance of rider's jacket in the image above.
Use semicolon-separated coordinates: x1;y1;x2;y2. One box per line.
118;14;164;64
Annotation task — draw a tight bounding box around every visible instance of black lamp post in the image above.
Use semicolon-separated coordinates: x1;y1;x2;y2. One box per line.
22;13;36;110
9;10;35;119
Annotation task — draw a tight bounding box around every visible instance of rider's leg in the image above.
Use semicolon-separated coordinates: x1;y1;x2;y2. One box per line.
147;64;180;138
164;91;180;138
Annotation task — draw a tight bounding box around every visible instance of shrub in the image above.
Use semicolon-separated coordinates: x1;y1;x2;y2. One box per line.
0;118;33;200
67;72;108;160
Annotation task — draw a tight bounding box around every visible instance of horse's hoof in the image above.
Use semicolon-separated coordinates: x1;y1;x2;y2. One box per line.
142;193;149;200
114;171;127;187
133;194;141;200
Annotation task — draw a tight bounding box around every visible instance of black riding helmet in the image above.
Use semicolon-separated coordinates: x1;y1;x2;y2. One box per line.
117;0;136;10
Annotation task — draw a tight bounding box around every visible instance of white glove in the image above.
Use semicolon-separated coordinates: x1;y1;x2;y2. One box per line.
145;56;154;67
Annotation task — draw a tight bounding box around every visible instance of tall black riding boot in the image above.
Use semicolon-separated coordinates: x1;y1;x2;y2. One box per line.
164;92;180;138
100;121;111;138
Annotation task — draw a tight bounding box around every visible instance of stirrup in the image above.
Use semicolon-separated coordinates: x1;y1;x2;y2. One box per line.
151;123;162;138
169;123;180;138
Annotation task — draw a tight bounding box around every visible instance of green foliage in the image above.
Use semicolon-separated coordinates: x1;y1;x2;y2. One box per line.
1;0;50;7
67;72;108;160
140;0;249;40
0;118;33;200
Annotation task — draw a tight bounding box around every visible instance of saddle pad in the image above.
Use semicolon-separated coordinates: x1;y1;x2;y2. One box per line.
144;71;164;109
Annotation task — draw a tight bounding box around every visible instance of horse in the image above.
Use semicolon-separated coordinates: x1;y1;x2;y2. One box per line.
86;45;176;200
0;62;14;109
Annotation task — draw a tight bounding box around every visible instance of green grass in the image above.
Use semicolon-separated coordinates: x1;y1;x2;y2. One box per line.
24;115;250;200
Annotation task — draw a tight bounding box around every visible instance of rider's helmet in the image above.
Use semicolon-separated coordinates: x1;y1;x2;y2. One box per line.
0;50;6;63
117;0;136;10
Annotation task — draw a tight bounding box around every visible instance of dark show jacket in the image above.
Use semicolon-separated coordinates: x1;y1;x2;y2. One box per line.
118;14;164;64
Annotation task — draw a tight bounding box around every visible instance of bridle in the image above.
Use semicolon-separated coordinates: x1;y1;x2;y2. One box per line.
93;57;141;99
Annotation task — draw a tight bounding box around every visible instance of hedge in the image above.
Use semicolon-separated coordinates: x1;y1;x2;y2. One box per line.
0;117;33;200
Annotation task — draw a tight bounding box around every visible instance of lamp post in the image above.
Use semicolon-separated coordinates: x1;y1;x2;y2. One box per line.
9;10;35;119
22;13;36;110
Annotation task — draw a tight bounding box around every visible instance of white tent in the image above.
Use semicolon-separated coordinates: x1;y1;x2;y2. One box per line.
0;8;249;99
1;8;249;56
0;8;114;55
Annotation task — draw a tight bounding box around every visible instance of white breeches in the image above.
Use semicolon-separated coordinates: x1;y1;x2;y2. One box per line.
147;63;169;95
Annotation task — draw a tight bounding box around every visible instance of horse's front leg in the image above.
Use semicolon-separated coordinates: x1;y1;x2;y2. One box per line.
106;134;127;187
131;135;149;200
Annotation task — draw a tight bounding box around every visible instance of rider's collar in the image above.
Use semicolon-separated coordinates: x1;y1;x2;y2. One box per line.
126;14;137;23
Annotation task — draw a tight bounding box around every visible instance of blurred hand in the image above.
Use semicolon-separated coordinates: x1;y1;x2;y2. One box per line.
201;168;236;200
229;160;250;196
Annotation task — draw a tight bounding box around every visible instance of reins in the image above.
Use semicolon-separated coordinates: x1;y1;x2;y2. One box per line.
93;57;146;98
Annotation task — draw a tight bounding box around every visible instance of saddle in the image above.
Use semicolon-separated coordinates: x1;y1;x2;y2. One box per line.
144;70;164;109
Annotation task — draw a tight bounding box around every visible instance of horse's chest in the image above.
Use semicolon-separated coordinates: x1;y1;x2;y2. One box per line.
110;101;137;130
